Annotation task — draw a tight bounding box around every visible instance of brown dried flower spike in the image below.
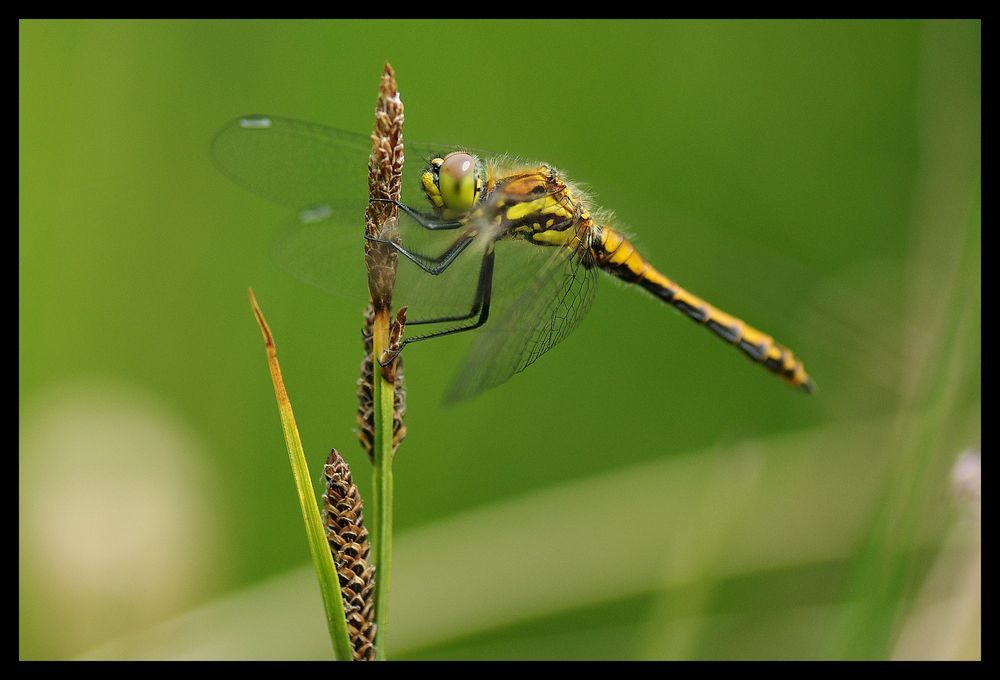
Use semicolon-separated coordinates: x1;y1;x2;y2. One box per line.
322;449;377;661
364;63;405;312
356;304;408;462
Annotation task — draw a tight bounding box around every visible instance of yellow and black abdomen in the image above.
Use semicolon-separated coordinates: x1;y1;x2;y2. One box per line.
592;226;815;392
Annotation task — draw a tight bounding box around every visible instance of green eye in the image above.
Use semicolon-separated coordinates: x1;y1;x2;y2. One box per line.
437;152;480;212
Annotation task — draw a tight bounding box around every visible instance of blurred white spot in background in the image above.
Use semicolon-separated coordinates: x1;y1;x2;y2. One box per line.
19;380;222;659
950;448;981;516
892;447;981;660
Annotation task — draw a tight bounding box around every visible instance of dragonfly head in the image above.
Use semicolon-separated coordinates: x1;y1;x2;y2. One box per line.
422;151;484;216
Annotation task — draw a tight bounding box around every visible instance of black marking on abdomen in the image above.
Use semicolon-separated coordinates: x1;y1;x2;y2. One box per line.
615;264;644;284
635;277;678;303
674;299;709;323
707;319;741;344
739;339;768;362
764;354;784;373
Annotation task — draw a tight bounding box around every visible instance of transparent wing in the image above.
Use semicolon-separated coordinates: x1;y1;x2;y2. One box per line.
267;209;370;304
267;189;500;312
444;228;599;403
212;114;452;214
213;114;482;304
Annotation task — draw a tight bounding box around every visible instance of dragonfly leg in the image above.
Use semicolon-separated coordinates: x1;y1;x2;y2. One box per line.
407;302;482;326
361;272;485;334
407;254;492;326
379;250;495;365
364;232;475;275
368;198;464;230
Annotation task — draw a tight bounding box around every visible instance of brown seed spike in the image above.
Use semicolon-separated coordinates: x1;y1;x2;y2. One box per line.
322;449;377;661
357;304;408;462
364;63;405;311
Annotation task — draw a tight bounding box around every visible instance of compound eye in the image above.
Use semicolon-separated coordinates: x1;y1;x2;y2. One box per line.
437;152;479;212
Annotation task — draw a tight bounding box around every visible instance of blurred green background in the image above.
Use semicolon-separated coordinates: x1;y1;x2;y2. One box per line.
19;20;980;660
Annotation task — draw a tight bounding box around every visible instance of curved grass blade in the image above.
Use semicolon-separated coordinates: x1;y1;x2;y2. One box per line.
248;288;353;661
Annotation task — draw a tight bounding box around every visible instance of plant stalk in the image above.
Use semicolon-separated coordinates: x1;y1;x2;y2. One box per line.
370;307;395;660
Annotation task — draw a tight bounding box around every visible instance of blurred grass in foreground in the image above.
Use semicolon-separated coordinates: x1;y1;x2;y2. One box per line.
79;411;979;659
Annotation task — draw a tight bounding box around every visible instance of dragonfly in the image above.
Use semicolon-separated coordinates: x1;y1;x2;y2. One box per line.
213;114;815;401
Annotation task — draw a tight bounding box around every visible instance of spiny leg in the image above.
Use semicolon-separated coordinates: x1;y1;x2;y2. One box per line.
364;231;475;275
359;231;482;344
406;258;489;326
368;198;463;230
379;249;495;365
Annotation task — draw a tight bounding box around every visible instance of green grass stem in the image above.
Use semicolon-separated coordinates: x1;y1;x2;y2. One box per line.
370;309;395;660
